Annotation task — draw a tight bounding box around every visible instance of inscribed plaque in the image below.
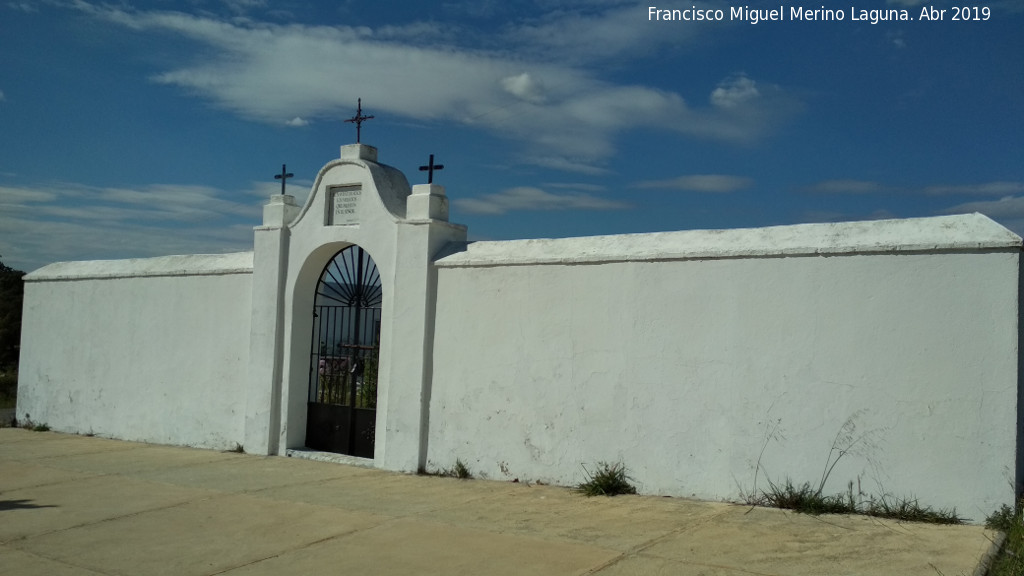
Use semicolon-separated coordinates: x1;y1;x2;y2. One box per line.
329;185;362;225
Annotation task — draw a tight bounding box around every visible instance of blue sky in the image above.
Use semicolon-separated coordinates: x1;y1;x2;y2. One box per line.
1;0;1021;272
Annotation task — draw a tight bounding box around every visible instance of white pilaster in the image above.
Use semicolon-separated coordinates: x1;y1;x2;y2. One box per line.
379;217;466;471
245;194;299;454
407;184;450;221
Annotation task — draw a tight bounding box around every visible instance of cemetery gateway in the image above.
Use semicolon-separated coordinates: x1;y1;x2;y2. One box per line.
17;141;1024;519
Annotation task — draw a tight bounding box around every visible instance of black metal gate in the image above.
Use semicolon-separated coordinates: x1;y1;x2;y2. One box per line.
306;245;382;458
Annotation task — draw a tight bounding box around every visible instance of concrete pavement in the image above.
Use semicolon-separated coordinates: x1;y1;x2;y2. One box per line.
0;428;1001;575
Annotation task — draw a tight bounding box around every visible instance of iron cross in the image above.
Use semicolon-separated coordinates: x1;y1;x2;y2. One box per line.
419;154;444;184
274;164;294;195
344;98;374;143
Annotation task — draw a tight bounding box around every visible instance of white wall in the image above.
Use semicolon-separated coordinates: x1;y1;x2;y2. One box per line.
14;206;1021;520
427;214;1021;518
18;253;253;449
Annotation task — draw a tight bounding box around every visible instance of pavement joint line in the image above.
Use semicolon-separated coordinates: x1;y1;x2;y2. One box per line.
581;505;738;575
205;526;378;576
407;489;511;518
654;560;781;576
232;471;387;498
2;452;253;492
0;543;112;576
0;465;105;490
2;490;229;546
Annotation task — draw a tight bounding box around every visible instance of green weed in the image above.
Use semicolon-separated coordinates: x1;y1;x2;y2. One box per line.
576;462;637;497
758;478;856;515
864;494;963;525
985;500;1024;576
449;459;472;479
753;478;964;524
421;459;473;480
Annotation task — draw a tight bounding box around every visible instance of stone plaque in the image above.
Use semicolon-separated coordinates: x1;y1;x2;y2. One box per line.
329;185;362;225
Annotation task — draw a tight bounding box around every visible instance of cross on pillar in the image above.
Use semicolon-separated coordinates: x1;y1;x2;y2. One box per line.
274;164;294;195
418;154;444;184
344;98;374;143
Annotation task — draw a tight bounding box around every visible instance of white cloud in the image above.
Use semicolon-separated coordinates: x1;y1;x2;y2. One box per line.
543;182;608;192
65;2;798;171
887;31;906;49
285;116;309;127
7;2;36;13
632;174;753;193
522;155;611;175
886;0;1022;12
501;73;545;103
0;180;265;271
0;185;58;205
923;182;1024;195
943;196;1024;219
805;180;890;194
223;0;266;13
455;186;630;215
801;208;900;224
805;179;1024;196
502;2;714;65
711;75;759;109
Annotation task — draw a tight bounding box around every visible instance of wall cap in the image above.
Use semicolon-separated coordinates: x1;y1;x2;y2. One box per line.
435;213;1022;267
25;252;255;281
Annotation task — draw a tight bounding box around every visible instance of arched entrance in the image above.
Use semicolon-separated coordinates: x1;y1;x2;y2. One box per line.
305;245;382;457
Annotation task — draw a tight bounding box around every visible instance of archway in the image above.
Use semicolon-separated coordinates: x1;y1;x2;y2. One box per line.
304;244;382;457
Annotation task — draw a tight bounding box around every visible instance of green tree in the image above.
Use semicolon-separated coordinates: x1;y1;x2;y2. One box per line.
0;256;25;371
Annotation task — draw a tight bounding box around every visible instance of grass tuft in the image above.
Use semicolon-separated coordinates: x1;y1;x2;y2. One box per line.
759;479;855;515
426;459;473;480
450;458;472;479
576;462;637;497
864;494;963;525
985;500;1024;576
752;477;964;524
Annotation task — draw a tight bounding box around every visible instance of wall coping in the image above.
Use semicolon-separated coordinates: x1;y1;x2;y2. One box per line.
24;252;255;281
435;213;1022;267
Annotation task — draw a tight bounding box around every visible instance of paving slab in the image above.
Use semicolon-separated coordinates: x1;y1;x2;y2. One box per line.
130;451;376;493
0;475;218;542
0;430;137;461
0;429;1000;576
422;484;733;551
0;545;107;576
0;461;100;492
12;493;388;576
254;469;518;516
29;443;244;476
625;505;997;576
221;516;620;576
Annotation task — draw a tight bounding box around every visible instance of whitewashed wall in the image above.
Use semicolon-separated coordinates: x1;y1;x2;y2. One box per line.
427;214;1021;518
17;253;253;449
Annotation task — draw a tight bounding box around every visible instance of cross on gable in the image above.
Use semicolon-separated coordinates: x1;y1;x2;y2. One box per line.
344;98;374;143
274;164;294;195
419;154;444;184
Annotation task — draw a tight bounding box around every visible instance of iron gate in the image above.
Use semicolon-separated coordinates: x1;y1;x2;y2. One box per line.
306;245;382;458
